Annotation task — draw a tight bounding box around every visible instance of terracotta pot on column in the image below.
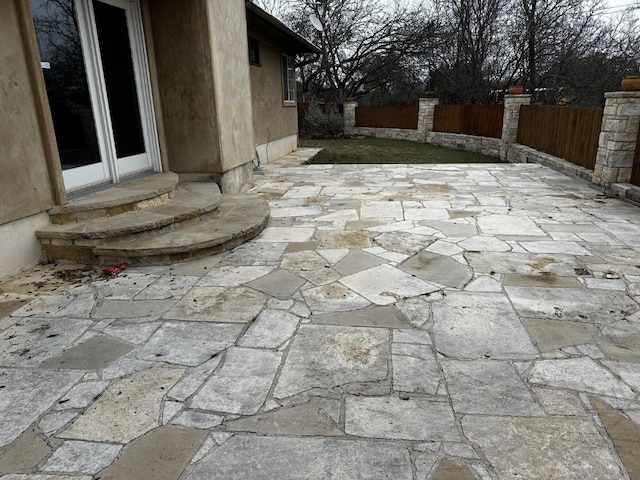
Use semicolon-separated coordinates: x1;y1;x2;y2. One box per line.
621;76;640;91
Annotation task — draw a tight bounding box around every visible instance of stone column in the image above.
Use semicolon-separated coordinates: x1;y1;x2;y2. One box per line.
500;94;531;161
419;97;439;141
343;99;357;135
594;91;640;187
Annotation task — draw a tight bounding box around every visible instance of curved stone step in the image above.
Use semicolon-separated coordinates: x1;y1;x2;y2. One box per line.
49;173;179;224
38;182;221;242
94;194;270;265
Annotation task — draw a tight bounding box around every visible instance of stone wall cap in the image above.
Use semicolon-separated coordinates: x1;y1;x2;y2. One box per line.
605;91;640;98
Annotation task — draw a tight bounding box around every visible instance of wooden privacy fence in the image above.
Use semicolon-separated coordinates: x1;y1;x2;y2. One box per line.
517;105;602;170
355;105;419;130
433;104;504;139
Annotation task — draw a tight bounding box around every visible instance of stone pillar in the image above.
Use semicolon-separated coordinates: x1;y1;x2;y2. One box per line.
343;99;357;135
500;94;531;161
419;97;439;141
594;92;640;187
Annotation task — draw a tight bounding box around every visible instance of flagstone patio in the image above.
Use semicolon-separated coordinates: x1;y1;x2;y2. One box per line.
1;149;640;479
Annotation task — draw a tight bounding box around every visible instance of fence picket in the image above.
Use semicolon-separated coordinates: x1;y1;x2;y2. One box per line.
433;104;504;139
354;105;419;130
517;105;602;170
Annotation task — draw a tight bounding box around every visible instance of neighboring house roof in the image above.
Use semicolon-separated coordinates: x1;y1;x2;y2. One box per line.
246;1;321;55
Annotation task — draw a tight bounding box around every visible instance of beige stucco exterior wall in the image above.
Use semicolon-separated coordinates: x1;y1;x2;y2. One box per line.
207;0;255;190
146;0;254;192
250;41;298;153
0;1;58;225
146;0;221;174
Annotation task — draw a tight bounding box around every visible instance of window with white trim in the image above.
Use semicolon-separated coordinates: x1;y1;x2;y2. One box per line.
282;55;296;102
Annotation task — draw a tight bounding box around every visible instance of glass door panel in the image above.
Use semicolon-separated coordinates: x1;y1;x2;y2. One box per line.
30;0;159;192
30;0;110;190
93;0;145;158
92;0;154;178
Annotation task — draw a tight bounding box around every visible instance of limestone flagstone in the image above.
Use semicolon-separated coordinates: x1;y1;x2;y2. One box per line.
301;283;370;313
591;397;640;480
398;252;473;289
273;325;389;399
59;366;184;443
0;317;91;368
39;334;133;371
505;286;637;322
134;275;200;300
372;231;436;255
92;299;176;319
97;426;208;480
255;227;315;243
222;241;287;263
392;344;441;394
280;250;340;285
477;214;546;236
442;359;544;416
191;348;282;415
92;273;159;299
345;396;460;441
462;415;627;479
196;265;275;287
41;440;121;475
0;429;51;474
465;251;580;276
532;388;586;416
0;369;83;448
528;357;637;399
432;292;538;359
53;380;110;410
245;269;306;299
310;305;411;329
333;250;387;276
225;398;344;436
164;287;266;323
237;309;299;349
340;264;439;305
183;435;413;480
137;321;243;366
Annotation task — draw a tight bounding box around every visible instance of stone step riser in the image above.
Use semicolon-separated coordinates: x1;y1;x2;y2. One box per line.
48;172;180;224
38;205;220;247
40;194;269;266
96;218;267;266
49;192;174;225
39;209;224;264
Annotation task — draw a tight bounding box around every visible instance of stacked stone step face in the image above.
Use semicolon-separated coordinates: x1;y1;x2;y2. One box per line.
37;173;270;266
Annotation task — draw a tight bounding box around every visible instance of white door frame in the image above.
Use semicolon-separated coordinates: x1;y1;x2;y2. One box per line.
63;0;161;192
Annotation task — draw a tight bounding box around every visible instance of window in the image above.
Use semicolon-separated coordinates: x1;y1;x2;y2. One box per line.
282;55;295;102
248;37;260;66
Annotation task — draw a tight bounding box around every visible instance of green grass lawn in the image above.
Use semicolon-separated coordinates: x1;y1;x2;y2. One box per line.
299;137;504;164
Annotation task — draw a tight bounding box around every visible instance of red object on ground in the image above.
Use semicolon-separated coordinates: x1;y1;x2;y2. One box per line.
102;262;128;275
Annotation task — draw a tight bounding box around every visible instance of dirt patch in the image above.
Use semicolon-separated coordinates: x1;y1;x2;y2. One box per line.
0;263;103;295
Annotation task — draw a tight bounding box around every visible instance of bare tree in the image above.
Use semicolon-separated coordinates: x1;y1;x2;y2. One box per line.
428;0;508;103
281;0;441;103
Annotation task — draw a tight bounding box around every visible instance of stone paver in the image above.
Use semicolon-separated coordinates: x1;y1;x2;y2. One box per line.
2;156;640;478
184;436;413;480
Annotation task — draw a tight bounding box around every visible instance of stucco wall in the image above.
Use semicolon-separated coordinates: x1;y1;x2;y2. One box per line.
250;41;298;150
147;0;221;173
208;0;256;174
0;1;55;224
